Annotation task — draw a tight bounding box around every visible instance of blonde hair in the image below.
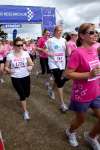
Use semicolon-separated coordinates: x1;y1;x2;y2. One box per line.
53;25;63;34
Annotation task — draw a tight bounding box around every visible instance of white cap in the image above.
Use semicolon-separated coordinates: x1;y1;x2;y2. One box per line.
70;31;78;35
25;37;31;41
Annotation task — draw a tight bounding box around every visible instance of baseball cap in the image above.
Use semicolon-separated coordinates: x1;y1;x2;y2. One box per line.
70;31;78;35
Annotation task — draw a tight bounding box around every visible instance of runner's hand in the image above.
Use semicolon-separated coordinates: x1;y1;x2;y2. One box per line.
27;66;32;72
90;66;100;77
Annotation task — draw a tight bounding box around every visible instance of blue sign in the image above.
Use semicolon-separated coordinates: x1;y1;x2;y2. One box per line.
0;5;56;33
43;16;56;26
42;7;55;16
0;5;42;23
42;7;56;33
2;24;22;28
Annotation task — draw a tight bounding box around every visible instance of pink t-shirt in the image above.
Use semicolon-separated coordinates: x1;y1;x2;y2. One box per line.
37;36;48;58
92;42;100;49
67;40;77;56
4;44;12;56
92;42;100;59
67;47;100;103
0;45;5;60
23;44;36;55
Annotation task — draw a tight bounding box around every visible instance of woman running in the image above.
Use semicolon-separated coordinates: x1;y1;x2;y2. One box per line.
65;23;100;150
45;25;68;112
5;37;33;120
37;29;50;74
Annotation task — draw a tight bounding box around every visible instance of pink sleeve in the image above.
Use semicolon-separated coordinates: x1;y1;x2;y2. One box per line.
67;43;77;56
31;44;36;51
37;38;43;47
0;50;5;57
67;43;71;56
67;50;80;70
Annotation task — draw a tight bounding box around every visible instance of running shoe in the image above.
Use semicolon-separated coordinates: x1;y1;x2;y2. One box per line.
60;103;68;112
84;132;100;150
65;129;79;147
23;111;30;120
44;81;50;88
48;87;55;100
0;79;5;83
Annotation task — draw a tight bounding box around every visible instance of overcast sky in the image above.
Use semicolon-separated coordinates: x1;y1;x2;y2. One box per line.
0;0;100;33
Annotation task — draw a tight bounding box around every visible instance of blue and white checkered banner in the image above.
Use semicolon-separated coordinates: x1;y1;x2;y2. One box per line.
0;5;56;33
0;5;42;23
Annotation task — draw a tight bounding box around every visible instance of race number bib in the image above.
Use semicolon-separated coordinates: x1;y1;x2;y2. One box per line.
88;59;100;81
55;56;63;62
11;60;26;69
14;61;26;68
54;53;64;62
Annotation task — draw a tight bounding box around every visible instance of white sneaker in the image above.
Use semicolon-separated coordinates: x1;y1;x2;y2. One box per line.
48;87;55;100
84;132;100;150
49;76;54;81
65;129;79;147
23;111;30;120
0;78;5;83
60;103;68;112
45;81;50;88
35;70;41;77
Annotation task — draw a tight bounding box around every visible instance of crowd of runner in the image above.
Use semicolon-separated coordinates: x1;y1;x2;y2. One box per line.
0;23;100;150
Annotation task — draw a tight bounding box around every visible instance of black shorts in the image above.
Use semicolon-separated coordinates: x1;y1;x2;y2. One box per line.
11;76;30;101
29;53;36;61
3;57;6;63
0;60;4;64
51;68;65;88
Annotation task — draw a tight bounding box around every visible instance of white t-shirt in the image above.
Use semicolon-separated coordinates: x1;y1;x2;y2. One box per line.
46;37;66;70
7;50;30;78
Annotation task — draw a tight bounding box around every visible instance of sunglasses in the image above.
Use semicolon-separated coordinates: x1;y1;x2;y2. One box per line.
15;44;23;47
85;30;98;35
71;34;78;36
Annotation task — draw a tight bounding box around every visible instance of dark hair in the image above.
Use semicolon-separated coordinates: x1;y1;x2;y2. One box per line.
98;37;100;43
76;38;82;47
42;29;49;35
13;37;23;46
65;33;71;41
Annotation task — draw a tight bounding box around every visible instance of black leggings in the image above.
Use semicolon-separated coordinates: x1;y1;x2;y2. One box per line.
11;76;30;101
51;69;66;88
29;53;36;62
40;57;50;74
